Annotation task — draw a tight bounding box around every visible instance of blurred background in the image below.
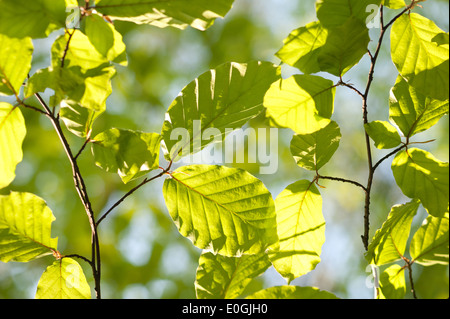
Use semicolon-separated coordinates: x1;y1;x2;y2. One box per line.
0;0;448;299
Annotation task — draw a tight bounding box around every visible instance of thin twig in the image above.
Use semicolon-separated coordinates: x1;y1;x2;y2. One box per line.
96;161;173;226
317;174;367;192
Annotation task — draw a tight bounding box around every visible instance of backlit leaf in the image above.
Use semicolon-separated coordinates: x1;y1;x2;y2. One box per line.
389;76;449;138
0;103;26;189
364;120;402;149
391;13;449;100
290;120;341;171
161;61;280;161
392;148;449;217
94;0;235;31
35;258;91;299
195;251;271;299
162;165;278;257
92;128;161;183
378;264;406;299
0;0;66;39
366;199;420;266
269;180;325;283
0;192;58;263
276;21;328;74
264;74;335;134
0;34;33;96
410;213;449;266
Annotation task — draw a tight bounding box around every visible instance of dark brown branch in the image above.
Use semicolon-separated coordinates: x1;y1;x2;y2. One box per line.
34;92;101;299
317;174;367;192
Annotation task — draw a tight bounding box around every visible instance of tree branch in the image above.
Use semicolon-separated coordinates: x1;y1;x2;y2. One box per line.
34;92;102;299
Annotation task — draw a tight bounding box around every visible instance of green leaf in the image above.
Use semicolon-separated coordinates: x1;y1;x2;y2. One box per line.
269;180;325;284
35;258;91;299
366;199;420;266
0;192;58;263
60;100;102;138
276;21;328;74
389;76;449;138
264;74;335;134
92;128;161;184
84;14;128;66
378;264;406;299
0;103;26;189
161;61;280;161
0;34;33;96
317;17;370;76
410;213;449;266
195;251;271;299
382;0;406;9
94;0;235;31
162;165;278;257
316;0;381;28
392;148;449;217
364;120;402;149
0;0;66;39
290;120;341;171
391;13;449;100
246;286;339;299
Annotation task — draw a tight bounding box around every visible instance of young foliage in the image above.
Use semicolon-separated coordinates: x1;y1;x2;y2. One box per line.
269;180;326;284
392;148;449;217
0;192;58;263
0;103;26;189
161;61;280;161
391;13;449;100
94;0;235;31
36;258;91;299
162;165;278;256
264;75;335;134
0;0;448;300
195;251;271;299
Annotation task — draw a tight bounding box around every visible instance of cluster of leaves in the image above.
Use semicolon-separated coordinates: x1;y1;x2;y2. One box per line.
0;0;448;299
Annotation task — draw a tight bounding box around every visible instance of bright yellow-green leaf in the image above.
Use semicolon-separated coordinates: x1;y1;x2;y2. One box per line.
269;180;325;283
0;103;26;189
94;0;235;31
161;61;280;161
276;21;328;74
378;264;406;299
195;251;271;299
246;286;339;299
389;75;449;138
92;128;161;183
392;148;449;217
264;75;335;134
163;165;278;257
0;192;58;262
0;34;33;96
391;13;449;100
364;120;402;149
410;213;449;266
382;0;406;9
36;258;91;299
366;200;420;266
